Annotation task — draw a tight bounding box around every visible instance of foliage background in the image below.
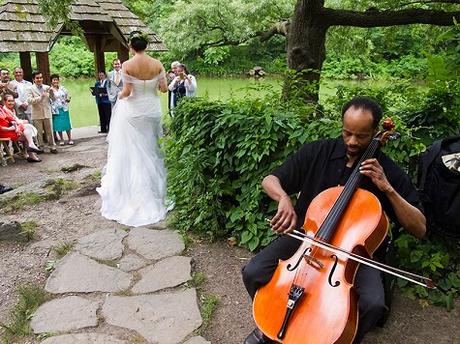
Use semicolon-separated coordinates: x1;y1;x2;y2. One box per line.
1;0;459;308
164;27;460;306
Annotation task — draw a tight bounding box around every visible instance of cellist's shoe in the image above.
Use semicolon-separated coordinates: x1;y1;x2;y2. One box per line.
244;328;275;344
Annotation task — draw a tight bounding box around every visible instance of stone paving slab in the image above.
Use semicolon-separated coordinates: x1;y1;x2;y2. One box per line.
183;336;211;344
117;253;148;272
132;256;192;294
40;333;128;344
75;228;127;260
128;228;185;260
102;288;202;344
45;252;132;293
31;296;99;334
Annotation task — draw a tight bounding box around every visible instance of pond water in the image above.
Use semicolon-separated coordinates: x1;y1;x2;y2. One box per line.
65;77;367;128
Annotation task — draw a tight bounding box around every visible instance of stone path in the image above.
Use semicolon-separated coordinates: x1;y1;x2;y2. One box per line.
31;225;210;344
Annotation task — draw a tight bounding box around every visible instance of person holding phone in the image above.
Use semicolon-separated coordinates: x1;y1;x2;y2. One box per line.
168;64;197;109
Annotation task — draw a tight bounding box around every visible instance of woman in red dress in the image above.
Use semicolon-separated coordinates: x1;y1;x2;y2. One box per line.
0;95;41;162
2;93;42;153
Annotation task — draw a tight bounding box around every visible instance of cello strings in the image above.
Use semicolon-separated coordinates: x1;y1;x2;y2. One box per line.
316;139;380;241
286;136;381;290
300;138;381;287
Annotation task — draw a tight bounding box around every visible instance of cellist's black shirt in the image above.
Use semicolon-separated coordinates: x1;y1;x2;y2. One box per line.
271;137;422;232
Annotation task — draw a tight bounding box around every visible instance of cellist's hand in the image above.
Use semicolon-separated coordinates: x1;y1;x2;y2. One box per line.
359;158;394;193
270;195;298;234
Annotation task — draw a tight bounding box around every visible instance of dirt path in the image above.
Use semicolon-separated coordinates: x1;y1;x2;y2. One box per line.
1;135;458;343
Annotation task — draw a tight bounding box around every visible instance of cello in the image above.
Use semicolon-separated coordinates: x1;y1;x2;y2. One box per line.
252;119;434;344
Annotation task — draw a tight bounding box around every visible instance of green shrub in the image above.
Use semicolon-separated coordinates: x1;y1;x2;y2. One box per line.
165;78;460;306
394;233;460;309
166;96;327;250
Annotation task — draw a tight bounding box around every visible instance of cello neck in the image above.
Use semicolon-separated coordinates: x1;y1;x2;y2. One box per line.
316;138;381;242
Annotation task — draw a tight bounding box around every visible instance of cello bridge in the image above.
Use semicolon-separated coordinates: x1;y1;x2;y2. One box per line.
303;254;324;269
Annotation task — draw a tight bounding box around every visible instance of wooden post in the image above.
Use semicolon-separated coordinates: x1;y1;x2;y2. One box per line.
94;37;106;75
19;52;33;82
36;52;51;85
117;46;129;63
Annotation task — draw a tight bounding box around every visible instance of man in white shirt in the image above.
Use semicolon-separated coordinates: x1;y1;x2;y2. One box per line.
107;59;123;108
10;67;32;122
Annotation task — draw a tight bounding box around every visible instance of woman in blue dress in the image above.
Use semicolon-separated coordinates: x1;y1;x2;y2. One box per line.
50;74;73;145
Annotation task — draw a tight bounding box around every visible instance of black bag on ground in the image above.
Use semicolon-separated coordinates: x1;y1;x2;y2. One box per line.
417;136;460;240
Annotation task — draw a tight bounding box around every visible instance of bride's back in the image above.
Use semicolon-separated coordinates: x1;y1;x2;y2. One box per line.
123;54;163;81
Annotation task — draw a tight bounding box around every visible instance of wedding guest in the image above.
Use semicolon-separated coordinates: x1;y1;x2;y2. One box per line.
50;74;73;145
10;67;32;122
93;71;111;133
107;59;123;108
2;93;42;153
0;95;41;162
167;61;181;112
0;68;18;99
168;63;197;109
27;71;57;153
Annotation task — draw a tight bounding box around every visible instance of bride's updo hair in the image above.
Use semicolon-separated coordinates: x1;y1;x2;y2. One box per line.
129;31;149;52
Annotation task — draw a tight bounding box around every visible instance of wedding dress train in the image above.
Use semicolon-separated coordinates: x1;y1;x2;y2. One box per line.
97;72;170;227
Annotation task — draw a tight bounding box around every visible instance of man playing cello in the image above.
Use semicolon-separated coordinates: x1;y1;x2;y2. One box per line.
242;96;426;344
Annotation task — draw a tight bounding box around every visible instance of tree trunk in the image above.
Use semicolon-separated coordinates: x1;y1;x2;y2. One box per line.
285;0;328;103
284;0;460;104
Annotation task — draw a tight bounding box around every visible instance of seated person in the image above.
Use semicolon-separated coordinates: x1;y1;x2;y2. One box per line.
0;96;41;162
2;94;42;154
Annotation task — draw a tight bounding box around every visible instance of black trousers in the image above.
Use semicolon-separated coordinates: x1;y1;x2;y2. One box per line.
242;235;386;344
97;103;112;133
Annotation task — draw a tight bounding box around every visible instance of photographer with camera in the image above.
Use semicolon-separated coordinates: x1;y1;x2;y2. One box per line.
168;64;197;110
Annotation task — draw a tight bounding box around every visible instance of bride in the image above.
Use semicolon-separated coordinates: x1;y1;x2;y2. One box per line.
97;31;170;227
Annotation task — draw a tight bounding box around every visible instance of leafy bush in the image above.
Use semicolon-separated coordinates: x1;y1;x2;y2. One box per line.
165;77;460;306
165;96;325;250
394;233;460;309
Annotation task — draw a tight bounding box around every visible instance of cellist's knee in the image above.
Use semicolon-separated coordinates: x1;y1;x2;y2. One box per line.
354;265;386;343
241;262;259;299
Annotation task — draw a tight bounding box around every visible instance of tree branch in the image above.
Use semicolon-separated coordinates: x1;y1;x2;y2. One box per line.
323;8;460;27
400;0;460;6
258;21;289;42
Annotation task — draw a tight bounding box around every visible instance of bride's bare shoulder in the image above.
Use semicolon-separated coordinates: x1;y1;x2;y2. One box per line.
122;56;164;79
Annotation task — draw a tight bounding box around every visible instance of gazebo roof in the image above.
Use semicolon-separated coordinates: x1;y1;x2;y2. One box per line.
0;0;58;52
96;0;165;51
0;0;166;53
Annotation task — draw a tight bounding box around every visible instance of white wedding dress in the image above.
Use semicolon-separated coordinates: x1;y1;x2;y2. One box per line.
97;72;170;227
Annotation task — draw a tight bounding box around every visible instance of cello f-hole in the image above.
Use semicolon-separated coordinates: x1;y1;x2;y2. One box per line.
328;254;341;287
287;247;312;271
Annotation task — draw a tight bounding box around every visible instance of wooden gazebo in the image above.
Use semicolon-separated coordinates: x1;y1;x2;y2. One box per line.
0;0;166;83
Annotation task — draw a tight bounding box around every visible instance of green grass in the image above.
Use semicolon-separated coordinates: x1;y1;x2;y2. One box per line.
0;285;50;343
19;221;38;242
63;76;389;128
198;293;219;334
44;260;56;275
0;178;78;214
188;272;206;289
0;192;46;213
52;241;74;258
45;178;78;199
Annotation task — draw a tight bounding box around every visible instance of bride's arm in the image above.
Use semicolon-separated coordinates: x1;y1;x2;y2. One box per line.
158;72;168;93
118;65;133;99
118;82;132;99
